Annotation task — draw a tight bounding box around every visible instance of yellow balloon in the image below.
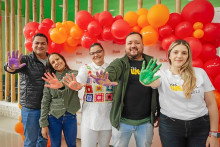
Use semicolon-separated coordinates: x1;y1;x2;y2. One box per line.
147;4;170;28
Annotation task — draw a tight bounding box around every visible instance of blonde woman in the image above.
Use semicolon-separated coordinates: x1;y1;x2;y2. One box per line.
140;40;219;147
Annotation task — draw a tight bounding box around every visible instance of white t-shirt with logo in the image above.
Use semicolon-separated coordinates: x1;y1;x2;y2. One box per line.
156;67;214;120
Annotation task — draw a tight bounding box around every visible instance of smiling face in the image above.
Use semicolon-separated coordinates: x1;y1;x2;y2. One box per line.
32;36;48;59
169;44;189;69
89;45;104;66
125;34;144;60
49;54;66;72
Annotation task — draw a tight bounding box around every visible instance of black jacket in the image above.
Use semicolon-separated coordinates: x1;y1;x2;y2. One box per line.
4;52;48;109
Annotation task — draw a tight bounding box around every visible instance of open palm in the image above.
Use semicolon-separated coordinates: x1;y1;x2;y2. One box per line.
8;50;26;69
42;72;63;89
140;59;162;85
63;73;86;90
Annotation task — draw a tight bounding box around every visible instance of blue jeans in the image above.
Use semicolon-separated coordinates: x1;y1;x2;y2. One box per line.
112;122;153;147
159;113;210;147
48;112;77;147
21;107;48;147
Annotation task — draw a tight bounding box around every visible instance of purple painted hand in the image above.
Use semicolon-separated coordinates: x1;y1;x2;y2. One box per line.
90;70;118;86
8;50;26;69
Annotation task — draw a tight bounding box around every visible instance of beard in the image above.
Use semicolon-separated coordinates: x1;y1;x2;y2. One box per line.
125;48;143;60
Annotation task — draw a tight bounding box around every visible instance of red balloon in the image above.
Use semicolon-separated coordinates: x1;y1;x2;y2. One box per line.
175;21;193;39
48;42;64;54
42;18;54;26
76;10;93;30
184;37;202;59
99;11;114;27
24;39;33;52
87;21;102;36
204;59;220;79
158;24;173;38
114;15;123;21
102;27;113;41
81;32;97;49
38;23;51;35
23;22;39;38
93;13;100;22
214;75;220;91
167;13;182;29
161;34;177;50
192;58;203;68
111;20;130;40
113;37;126;45
181;0;214;24
202;23;220;42
199;44;217;62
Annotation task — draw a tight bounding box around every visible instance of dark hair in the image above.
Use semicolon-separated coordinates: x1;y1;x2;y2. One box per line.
89;43;104;51
46;53;70;74
33;33;48;44
126;32;143;40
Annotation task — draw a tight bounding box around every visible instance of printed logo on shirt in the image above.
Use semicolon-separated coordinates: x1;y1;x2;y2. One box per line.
169;84;183;91
130;66;140;75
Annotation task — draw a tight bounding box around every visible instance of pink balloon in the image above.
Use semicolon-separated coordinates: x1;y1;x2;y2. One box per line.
99;11;114;27
161;34;177;50
158;24;173;38
202;23;220;42
199;44;217;62
87;21;102;36
102;27;113;41
192;58;203;68
204;58;220;79
175;21;193;39
81;32;97;49
214;75;220;91
76;10;93;30
184;37;202;59
181;0;214;24
23;22;39;38
111;20;130;40
167;13;182;29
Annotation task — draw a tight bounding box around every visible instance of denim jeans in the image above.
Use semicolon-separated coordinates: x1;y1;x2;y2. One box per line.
21;107;48;147
48;112;77;147
112;122;153;147
159;113;210;147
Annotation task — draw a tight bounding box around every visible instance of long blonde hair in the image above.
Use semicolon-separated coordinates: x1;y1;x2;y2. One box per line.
168;40;196;98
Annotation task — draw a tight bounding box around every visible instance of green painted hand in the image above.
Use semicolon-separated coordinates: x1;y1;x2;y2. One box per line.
139;59;162;85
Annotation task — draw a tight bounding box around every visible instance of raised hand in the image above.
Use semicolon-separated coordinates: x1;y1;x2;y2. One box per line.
63;73;86;90
139;59;162;85
90;70;118;86
42;72;63;89
8;50;26;69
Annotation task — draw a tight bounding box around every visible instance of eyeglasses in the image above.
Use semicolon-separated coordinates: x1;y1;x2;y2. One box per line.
89;50;103;55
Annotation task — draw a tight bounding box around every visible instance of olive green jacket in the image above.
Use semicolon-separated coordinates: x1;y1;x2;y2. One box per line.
106;54;160;130
39;69;80;128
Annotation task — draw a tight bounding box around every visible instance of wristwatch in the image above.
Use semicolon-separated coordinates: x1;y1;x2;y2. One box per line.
209;131;220;138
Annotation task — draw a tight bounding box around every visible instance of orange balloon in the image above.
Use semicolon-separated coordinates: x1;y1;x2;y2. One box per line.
140;25;159;46
193;22;203;30
56;22;63;28
21;135;25;141
193;29;204;39
50;28;67;44
147;4;170;28
66;36;80;47
19;115;22;121
124;11;138;27
14;122;24;134
64;43;78;53
214;90;220;109
132;25;141;33
62;21;75;34
70;25;84;39
136;8;148;16
18;103;22;109
138;15;149;28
